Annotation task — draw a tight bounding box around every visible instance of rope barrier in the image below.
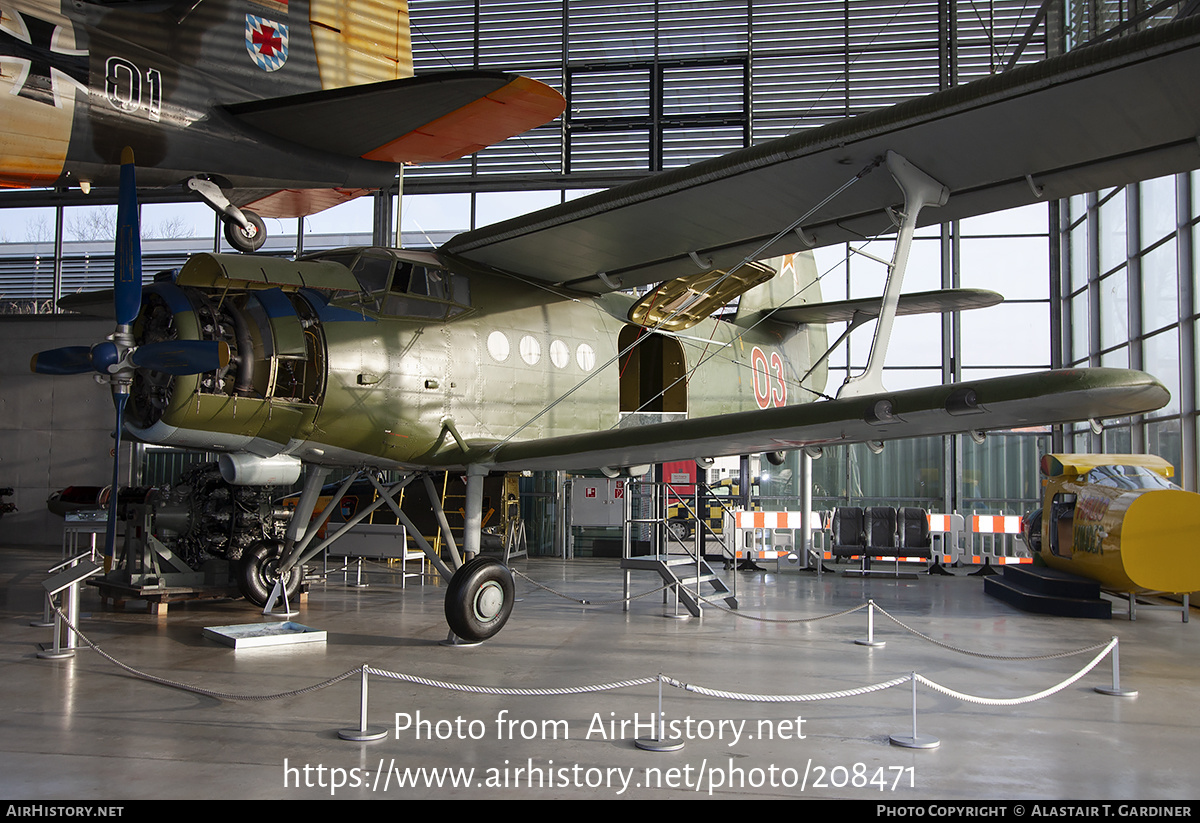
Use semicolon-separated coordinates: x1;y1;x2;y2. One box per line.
48;599;1126;712
661;674;911;703
366;665;656;696
915;638;1118;706
512;568;673;606
872;604;1111;661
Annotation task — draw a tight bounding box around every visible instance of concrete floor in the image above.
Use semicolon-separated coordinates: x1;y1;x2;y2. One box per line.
3;544;1199;801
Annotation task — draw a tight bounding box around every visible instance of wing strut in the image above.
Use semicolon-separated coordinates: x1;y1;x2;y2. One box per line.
838;152;949;399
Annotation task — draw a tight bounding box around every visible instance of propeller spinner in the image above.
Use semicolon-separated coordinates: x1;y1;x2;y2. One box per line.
30;148;230;555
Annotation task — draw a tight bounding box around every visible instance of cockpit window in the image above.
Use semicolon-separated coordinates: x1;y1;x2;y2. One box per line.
351;254;393;295
1086;464;1176;491
303;248;471;320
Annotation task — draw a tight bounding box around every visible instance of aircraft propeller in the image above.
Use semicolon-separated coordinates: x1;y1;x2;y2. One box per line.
29;148;230;556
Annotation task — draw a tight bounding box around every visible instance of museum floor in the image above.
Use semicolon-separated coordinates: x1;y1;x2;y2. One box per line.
2;545;1198;801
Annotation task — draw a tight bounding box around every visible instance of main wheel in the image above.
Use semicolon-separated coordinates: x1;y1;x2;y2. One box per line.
223;209;266;253
444;556;514;641
236;539;301;606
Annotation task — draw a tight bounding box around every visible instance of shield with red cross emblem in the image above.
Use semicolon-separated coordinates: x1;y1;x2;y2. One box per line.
245;15;288;72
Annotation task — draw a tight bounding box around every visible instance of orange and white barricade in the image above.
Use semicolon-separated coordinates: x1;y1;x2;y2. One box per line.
964;513;1032;567
731;510;824;567
927;512;965;567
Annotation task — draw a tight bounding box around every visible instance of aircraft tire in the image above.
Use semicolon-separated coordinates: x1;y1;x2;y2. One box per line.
444;556;514;642
236;539;301;606
224;210;267;254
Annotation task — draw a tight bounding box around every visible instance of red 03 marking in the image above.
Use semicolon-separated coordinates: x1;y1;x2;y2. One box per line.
751;346;787;409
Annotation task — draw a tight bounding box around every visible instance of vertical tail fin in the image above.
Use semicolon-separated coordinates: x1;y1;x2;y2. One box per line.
734;253;822;322
308;0;413;89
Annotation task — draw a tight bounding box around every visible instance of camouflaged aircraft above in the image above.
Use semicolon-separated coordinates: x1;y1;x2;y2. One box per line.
0;0;565;249
24;10;1200;642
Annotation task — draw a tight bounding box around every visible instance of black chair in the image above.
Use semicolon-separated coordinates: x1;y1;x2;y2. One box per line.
897;507;932;556
829;507;866;561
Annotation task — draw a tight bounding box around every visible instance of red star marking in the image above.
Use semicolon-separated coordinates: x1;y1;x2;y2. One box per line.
253;25;282;57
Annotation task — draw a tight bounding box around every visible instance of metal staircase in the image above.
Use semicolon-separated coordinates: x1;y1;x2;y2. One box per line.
622;554;737;616
620;475;738;618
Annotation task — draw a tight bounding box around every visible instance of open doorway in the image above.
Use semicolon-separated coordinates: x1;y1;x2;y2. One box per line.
617;326;688;415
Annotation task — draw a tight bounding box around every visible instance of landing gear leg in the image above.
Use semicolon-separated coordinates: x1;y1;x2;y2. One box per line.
184;177;267;253
442;467;514;643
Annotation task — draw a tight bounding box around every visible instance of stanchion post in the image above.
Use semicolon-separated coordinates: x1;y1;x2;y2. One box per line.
855;599;885;647
1094;637;1138;697
635;674;684;752
38;555;102;660
339;665;388;741
889;672;939;749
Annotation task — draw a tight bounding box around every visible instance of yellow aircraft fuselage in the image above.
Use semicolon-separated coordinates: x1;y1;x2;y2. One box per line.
1036;454;1200;594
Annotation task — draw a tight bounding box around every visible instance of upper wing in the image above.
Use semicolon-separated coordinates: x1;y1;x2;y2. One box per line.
443;369;1167;472
442;16;1200;294
224;71;565;164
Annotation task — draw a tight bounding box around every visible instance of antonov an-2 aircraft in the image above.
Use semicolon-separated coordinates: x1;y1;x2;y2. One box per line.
28;12;1200;641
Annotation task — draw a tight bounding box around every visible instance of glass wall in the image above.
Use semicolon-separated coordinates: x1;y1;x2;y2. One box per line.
1060;172;1198;490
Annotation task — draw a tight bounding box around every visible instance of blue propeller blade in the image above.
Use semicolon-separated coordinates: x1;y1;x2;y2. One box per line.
104;392;129;559
30;346;93;375
131;340;231;375
114;147;142;328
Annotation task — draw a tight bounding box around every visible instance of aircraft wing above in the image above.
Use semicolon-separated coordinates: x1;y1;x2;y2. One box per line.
442;16;1200;294
224;71;566;164
447;369;1167;472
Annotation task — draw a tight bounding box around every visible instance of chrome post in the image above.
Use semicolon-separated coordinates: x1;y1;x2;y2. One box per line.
890;672;939;749
855;599;885;647
338;665;388;741
1095;637;1138;697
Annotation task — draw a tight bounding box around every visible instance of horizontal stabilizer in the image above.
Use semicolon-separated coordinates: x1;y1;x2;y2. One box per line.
758;288;1003;326
451;368;1167;472
224;71;565;164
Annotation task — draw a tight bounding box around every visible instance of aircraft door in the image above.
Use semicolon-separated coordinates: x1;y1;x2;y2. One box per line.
618;326;687;417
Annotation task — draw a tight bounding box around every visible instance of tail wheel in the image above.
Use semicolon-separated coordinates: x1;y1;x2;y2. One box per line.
236;539;301;606
223;209;266;254
444;556;514;641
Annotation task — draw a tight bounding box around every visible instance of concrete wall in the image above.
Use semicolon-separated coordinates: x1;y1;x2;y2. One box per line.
0;316;130;545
